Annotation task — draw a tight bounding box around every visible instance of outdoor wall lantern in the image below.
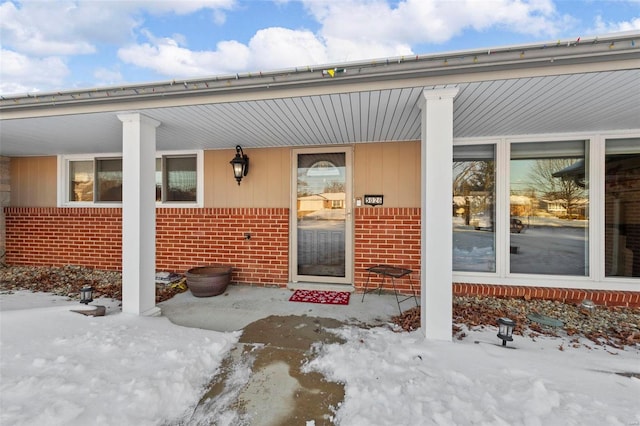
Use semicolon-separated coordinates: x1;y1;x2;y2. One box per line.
230;145;249;185
79;286;94;305
497;317;516;347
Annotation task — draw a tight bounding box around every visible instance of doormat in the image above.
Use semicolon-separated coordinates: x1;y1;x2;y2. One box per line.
288;289;351;305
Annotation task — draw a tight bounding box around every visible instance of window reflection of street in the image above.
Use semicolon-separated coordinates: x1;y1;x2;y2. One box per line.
510;141;589;276
510;217;587;275
452;144;496;272
296;153;347;278
453;220;495;272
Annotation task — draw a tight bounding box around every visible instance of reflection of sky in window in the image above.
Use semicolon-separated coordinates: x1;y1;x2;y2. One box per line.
307;161;340;176
510;160;533;190
510;140;586;192
299;166;345;195
300;174;343;194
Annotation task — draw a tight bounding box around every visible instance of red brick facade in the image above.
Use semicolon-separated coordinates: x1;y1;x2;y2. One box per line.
4;207;122;269
156;208;289;286
453;283;640;307
355;208;421;294
3;206;639;307
4;207;289;286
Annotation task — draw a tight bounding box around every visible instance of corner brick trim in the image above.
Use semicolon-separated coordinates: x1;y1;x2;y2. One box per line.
453;283;640;308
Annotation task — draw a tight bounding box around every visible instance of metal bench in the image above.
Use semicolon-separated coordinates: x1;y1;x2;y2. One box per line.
361;264;419;314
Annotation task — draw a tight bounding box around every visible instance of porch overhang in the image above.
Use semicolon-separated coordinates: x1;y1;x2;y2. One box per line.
1;32;639;156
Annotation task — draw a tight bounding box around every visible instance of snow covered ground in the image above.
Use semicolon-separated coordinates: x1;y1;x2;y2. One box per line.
307;326;640;426
0;292;239;426
453;215;589;275
1;291;639;425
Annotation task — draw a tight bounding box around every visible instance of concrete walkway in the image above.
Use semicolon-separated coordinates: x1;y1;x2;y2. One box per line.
159;285;407;425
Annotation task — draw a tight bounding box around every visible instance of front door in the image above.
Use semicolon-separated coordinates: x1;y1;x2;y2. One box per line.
291;147;353;284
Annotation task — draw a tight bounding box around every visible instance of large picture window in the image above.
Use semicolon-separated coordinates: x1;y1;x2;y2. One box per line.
605;138;640;278
453;144;496;272
64;152;200;205
509;141;589;276
453;135;639;285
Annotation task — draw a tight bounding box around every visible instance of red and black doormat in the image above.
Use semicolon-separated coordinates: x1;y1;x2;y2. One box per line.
288;289;351;305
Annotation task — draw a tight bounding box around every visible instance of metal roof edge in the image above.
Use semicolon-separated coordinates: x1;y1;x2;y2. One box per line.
1;31;638;112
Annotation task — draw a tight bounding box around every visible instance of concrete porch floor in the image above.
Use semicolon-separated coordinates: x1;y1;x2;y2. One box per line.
158;284;410;332
158;285;414;425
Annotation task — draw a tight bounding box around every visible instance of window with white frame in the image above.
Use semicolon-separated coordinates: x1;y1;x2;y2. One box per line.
63;152;201;205
604;138;640;278
509;140;589;276
69;160;94;202
452;144;496;272
453;135;640;281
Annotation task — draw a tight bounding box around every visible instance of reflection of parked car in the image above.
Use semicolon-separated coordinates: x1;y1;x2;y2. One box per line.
471;217;525;232
510;218;524;233
471;215;492;231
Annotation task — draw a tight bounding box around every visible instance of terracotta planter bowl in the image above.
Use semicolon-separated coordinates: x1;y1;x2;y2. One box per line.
185;266;232;297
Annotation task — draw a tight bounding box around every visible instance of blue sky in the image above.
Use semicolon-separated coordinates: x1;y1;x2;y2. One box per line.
1;0;639;95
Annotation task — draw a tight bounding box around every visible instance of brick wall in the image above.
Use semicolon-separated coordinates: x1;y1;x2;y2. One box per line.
4;206;423;292
453;283;640;307
4;207;122;269
3;207;289;285
354;207;421;294
156;208;289;285
3;206;638;307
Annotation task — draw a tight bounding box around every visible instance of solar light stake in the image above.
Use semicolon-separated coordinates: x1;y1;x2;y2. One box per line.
497;317;516;347
581;299;595;315
73;285;105;317
79;286;94;305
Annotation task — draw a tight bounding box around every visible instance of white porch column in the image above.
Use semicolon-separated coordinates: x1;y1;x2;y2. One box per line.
117;113;161;316
418;87;459;341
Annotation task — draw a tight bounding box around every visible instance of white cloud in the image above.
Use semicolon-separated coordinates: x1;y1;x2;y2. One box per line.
304;0;570;49
0;0;236;93
118;27;332;77
248;27;328;70
117;30;250;77
0;49;68;95
0;1;237;56
138;0;235;15
2;0;622;93
93;67;124;87
0;1;134;56
591;15;640;34
115;0;574;79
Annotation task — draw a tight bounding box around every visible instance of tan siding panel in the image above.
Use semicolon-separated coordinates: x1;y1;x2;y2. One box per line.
10;156;57;206
354;141;420;207
397;141;421;204
204;148;289;208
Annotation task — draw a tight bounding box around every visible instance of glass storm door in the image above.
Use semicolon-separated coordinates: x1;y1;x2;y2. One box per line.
292;148;352;284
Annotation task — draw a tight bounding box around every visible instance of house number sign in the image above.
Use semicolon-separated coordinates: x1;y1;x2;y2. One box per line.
364;195;384;206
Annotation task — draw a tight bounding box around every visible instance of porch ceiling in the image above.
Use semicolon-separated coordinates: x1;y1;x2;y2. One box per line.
1;68;638;156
